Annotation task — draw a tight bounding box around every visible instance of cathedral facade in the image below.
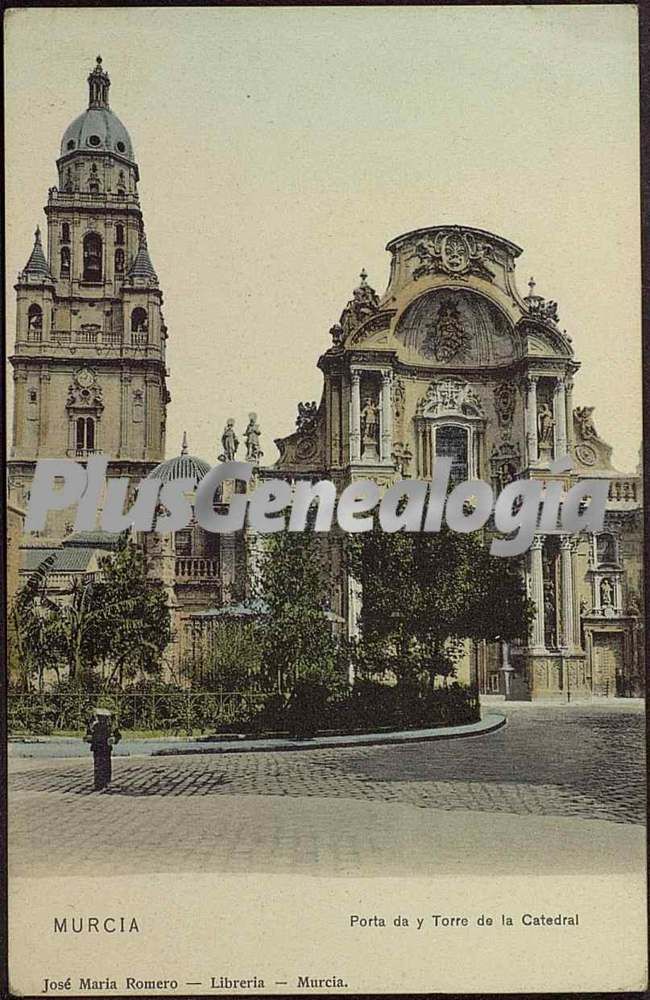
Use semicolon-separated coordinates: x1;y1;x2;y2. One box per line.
10;60;643;701
267;226;644;700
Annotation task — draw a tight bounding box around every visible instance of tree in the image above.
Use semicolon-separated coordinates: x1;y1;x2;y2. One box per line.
90;540;171;687
9;554;57;691
255;531;346;700
347;525;535;693
10;540;171;691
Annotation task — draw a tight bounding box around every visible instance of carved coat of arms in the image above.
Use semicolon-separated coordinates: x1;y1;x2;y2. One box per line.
423;298;469;362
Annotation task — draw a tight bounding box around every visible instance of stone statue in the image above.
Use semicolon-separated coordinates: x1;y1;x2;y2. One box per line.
600;578;613;606
574;406;597;441
244;412;263;463
361;396;379;444
296;401;318;433
218;418;238;462
537;402;554;446
543;579;557;649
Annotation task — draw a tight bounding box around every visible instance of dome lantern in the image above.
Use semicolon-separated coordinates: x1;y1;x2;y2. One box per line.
88;55;110;110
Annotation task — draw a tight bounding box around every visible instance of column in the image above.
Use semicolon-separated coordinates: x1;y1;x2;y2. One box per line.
118;372;131;459
380;371;392;464
349;370;361;463
554;377;568;459
565;376;574;452
525;375;538;466
560;534;574;650
530;535;545;650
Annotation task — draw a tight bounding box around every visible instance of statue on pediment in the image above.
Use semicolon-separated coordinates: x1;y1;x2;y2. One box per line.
219;419;238;462
244;412;263;463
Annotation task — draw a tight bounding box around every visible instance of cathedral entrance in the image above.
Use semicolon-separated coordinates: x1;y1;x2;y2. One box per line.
591;632;624;697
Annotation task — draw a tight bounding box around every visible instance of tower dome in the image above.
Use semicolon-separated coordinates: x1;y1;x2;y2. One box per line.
148;434;211;484
59;56;135;162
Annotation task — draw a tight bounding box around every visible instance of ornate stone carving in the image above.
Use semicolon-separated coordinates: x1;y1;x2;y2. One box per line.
339;269;380;338
494;381;516;435
218;419;238;462
66;368;103;411
490;441;521;490
524;278;560;325
416;377;484;419
329;323;343;348
393;377;406;424
422;297;470;362
408;228;495;281
572;406;613;470
391;441;413;478
296;401;318;433
574;406;597;440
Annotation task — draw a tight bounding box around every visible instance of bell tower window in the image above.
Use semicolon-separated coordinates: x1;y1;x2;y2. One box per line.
61;223;70;243
115;224;125;245
60;246;71;278
131;307;148;333
27;304;43;341
83;233;102;281
115;248;125;274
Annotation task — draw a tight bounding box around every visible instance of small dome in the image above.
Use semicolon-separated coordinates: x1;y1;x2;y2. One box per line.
148;454;211;484
61;106;135;161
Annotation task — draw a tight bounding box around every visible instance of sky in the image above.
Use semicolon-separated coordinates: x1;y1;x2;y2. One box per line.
5;4;641;470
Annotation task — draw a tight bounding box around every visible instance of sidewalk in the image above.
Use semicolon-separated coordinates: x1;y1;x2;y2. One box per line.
8;711;505;759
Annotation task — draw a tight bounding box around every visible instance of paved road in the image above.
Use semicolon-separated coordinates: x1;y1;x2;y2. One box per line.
9;702;645;878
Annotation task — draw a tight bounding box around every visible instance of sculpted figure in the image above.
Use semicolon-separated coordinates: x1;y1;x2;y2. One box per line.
219;419;238;462
361;396;379;444
244;412;263;463
574;406;597;441
600;578;613;607
537;402;554;445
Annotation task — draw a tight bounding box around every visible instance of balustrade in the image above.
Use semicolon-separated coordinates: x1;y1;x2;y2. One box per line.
175;557;219;579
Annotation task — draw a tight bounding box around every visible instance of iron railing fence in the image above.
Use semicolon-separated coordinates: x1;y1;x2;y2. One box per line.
8;689;267;735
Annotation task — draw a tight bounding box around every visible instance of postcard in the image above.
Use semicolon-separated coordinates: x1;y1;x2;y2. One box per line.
5;4;646;995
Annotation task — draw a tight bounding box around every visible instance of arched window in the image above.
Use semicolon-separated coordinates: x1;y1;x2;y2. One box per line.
60;246;70;278
76;416;96;454
131;307;148;333
115;223;125;245
83;233;102;281
27;304;43;340
435;425;468;488
117;170;126;196
114;248;125;274
61;222;71;243
64;169;73;193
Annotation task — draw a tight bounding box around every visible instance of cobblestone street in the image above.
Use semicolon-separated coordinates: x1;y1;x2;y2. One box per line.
9;702;645;878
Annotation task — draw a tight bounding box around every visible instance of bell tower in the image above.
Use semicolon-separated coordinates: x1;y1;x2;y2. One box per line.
9;56;170;540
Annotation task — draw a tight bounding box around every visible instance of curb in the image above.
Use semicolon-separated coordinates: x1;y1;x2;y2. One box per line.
151;712;507;757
